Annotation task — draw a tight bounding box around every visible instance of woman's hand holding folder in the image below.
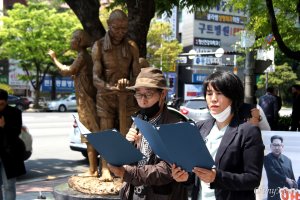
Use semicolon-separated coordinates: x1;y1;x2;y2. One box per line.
126;127;142;147
107;163;125;179
171;164;189;182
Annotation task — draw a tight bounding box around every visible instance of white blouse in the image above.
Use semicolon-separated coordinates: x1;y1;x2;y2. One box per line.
198;123;228;200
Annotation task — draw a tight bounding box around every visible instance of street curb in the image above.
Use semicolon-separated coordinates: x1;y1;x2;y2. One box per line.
24;108;45;112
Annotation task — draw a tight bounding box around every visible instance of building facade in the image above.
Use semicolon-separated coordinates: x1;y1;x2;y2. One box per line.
176;2;246;100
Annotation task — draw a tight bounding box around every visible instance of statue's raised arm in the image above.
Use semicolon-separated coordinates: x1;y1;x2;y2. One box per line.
48;30;100;178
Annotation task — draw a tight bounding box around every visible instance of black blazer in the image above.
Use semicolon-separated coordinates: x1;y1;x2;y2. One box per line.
0;105;26;179
192;116;265;200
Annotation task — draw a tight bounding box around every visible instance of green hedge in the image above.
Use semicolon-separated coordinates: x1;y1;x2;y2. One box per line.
277;115;292;131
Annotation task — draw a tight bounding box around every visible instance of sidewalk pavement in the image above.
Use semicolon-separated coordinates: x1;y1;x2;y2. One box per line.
16;175;70;200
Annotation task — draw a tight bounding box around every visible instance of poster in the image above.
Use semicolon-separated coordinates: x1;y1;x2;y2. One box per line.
257;131;300;200
184;84;203;100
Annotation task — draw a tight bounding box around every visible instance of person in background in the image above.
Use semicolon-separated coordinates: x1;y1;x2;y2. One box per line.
270;87;282;130
171;71;265;200
290;84;300;131
230;83;271;130
0;89;26;200
259;87;279;130
239;103;271;131
264;135;296;200
107;67;188;200
273;87;282;111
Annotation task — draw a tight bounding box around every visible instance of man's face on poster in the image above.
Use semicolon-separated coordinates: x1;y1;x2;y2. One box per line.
270;138;283;157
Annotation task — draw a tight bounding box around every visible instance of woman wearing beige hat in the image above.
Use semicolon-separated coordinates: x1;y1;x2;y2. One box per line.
107;67;188;200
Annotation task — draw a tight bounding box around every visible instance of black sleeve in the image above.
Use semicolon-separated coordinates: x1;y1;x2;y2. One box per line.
3;107;22;139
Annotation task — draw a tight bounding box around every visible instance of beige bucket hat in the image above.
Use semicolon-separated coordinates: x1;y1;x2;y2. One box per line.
127;67;170;90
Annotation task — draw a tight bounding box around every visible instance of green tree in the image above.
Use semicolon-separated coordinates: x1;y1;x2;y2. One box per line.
147;20;183;71
257;63;297;103
99;6;127;30
0;83;13;94
229;0;300;61
0;1;81;107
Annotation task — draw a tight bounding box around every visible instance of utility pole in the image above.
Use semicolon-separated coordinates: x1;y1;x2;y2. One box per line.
160;23;163;71
243;0;256;104
244;51;255;104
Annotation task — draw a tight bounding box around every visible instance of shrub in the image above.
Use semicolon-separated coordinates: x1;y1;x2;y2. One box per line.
277;115;292;131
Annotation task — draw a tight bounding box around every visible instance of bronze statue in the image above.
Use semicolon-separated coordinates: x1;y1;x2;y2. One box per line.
48;29;100;177
139;57;150;68
92;9;140;181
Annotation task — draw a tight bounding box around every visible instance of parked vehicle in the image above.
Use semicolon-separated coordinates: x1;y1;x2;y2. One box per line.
29;97;48;110
179;96;211;122
69;107;192;158
47;94;77;112
167;94;182;110
69;113;89;157
8;95;31;111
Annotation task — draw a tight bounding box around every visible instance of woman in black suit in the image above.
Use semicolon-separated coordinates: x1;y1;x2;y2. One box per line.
172;71;265;200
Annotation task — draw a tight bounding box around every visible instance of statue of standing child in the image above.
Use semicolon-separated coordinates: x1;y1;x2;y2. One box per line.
48;29;100;177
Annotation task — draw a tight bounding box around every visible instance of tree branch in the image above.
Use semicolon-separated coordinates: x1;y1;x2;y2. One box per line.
65;0;106;42
126;0;156;57
266;0;300;61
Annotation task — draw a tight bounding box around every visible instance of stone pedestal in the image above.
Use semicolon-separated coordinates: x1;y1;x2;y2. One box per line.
53;176;122;200
53;183;121;200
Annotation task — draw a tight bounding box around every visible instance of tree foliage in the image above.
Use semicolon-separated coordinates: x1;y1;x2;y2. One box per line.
257;63;297;102
0;83;14;94
147;20;182;71
0;1;81;106
111;0;220;16
229;0;300;61
64;0;106;42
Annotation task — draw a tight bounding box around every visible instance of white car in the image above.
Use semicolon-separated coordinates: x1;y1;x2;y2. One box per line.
179;96;211;122
69;113;89;157
47;94;77;112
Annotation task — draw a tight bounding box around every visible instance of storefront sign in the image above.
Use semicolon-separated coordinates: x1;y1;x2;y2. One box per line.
192;74;208;83
42;76;75;93
184;84;203;100
194;37;221;47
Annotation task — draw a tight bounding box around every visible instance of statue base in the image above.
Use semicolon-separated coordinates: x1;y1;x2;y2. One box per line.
53;176;122;200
